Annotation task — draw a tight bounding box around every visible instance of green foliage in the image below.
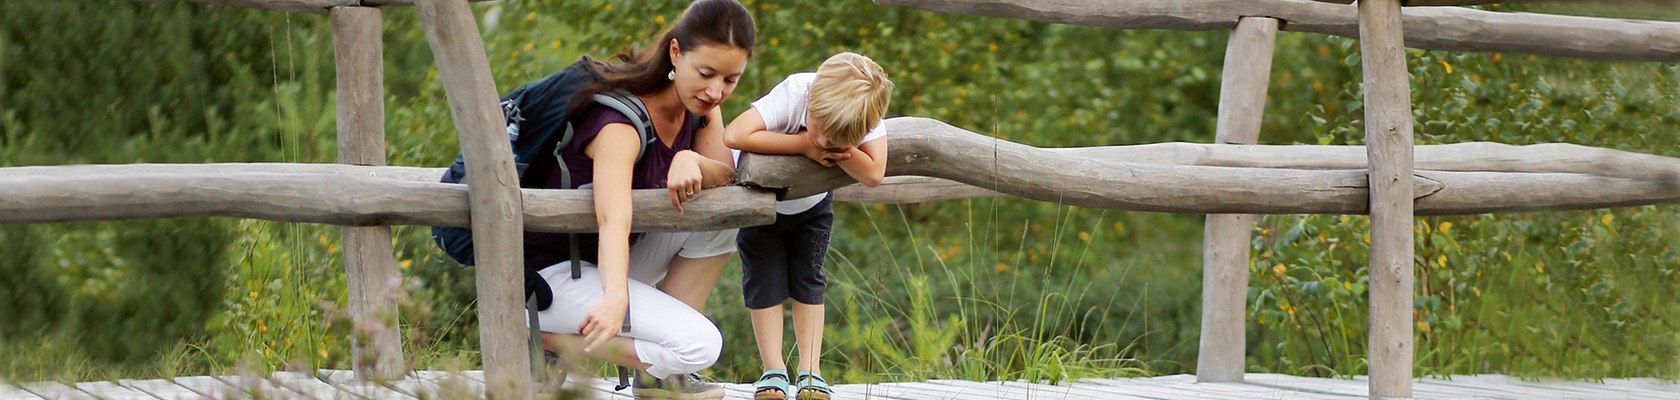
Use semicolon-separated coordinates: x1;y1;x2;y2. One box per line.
1251;44;1680;378
3;0;1678;385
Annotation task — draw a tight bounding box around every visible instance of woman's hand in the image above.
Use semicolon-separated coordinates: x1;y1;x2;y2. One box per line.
577;292;628;353
667;150;705;213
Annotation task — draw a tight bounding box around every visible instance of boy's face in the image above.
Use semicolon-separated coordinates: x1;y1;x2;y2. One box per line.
806;113;856;153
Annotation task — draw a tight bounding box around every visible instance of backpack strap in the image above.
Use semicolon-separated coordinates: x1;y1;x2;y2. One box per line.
589;89;657;165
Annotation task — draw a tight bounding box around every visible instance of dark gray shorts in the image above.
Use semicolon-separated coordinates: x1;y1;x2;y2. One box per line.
738;193;833;310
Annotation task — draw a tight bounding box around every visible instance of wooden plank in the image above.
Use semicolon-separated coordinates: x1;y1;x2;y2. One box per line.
72;382;157;400
271;371;362;400
992;380;1164;400
1133;378;1361;400
409;371;486;398
115;380;200;400
1068;378;1228;400
871;0;1680;62
212;375;298;399
853;381;973;399
1197;15;1277;384
826;383;924;400
331;5;406;381
166;377;234;399
1409;378;1579;399
922;379;1132;400
1422;375;1651;399
316;370;415;399
1587;377;1680;398
819;383;879;400
1191;382;1361;400
19;381;95;400
378;376;441;399
0;383;48;400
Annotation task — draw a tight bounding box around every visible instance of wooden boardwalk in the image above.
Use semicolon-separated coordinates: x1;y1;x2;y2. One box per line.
3;371;1675;399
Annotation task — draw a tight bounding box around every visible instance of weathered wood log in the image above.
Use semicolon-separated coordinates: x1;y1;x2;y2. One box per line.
362;0;492;6
1198;16;1277;385
130;0;490;13
2;158;1677;223
1309;0;1514;5
740;117;1680;214
1359;0;1416;396
414;0;528;393
872;0;1680;62
749;118;1680;203
133;0;354;13
331;6;404;381
15;136;1678;184
0;172;776;231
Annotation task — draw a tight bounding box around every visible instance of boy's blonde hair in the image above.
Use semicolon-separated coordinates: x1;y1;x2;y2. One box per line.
808;52;894;147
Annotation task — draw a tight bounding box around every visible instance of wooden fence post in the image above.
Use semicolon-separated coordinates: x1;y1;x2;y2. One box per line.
413;0;533;396
1358;0;1416;398
331;5;406;381
1197;15;1278;384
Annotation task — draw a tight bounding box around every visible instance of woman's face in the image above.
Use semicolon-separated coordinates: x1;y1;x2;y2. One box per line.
669;40;749;114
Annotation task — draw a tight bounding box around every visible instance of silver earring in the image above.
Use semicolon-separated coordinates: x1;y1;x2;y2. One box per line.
667;69;676;81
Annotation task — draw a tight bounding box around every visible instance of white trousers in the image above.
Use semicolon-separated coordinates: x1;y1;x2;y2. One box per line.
531;229;736;377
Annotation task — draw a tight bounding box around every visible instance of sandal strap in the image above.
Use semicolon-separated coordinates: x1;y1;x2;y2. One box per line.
795;371;832;393
755;369;791;392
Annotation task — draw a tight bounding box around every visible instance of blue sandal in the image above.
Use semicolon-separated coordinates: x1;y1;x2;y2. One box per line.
794;371;832;400
754;369;791;400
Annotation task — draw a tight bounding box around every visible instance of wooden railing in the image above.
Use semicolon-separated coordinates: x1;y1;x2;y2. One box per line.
10;0;1679;398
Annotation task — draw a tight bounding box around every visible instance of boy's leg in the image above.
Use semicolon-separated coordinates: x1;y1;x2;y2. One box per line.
784;194;835;377
740;220;795;397
791;302;825;373
751;306;788;371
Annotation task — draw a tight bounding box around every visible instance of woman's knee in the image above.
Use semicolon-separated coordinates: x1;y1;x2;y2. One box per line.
666;325;724;372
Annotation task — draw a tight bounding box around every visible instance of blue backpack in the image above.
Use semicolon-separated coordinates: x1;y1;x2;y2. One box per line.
430;60;657;311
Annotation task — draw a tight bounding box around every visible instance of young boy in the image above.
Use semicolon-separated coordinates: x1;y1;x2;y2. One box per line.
723;52;894;400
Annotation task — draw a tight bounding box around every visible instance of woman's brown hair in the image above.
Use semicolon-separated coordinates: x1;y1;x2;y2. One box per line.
571;0;756;115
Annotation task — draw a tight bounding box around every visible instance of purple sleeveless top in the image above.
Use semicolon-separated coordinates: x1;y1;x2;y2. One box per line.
523;105;697;269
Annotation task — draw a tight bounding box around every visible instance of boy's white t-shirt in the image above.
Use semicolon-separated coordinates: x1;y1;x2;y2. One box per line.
733;72;887;215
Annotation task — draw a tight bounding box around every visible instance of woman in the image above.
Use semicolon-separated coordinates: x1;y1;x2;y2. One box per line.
526;1;754;399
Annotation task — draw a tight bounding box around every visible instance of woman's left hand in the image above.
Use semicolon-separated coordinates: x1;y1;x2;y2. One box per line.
667;150;705;213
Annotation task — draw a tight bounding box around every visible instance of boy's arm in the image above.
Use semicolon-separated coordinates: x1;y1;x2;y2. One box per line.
835;138;888;187
724;107;813;156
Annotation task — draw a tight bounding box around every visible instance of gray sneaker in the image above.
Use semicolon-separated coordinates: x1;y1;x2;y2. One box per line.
630;371;725;400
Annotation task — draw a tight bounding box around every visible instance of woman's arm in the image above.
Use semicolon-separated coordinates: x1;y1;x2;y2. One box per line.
692;106;738;187
834;138;888;187
667;107;736;212
576;122;640;352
